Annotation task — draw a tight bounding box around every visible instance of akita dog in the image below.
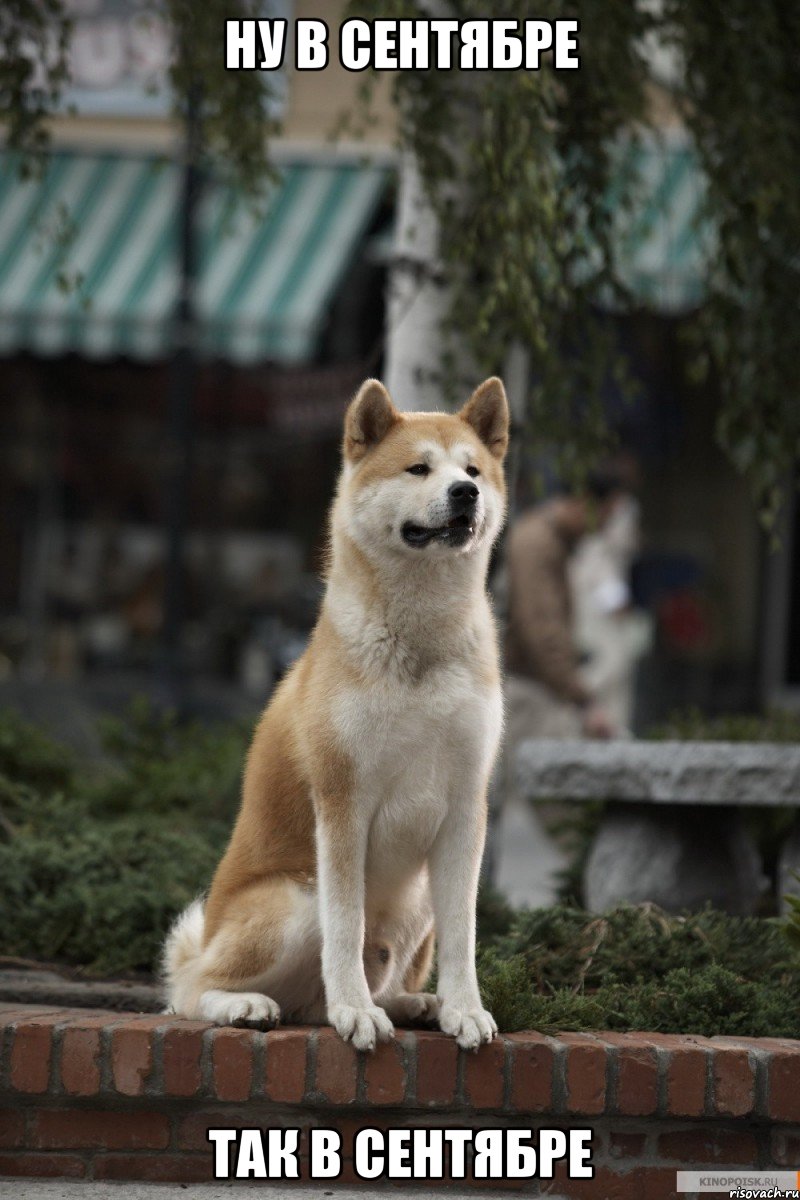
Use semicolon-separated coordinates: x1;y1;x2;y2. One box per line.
163;376;509;1051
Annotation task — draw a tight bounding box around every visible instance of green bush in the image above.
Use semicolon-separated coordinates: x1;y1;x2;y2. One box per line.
0;700;247;974
475;897;800;1037
89;697;248;819
0;708;74;791
479;958;799;1040
648;706;800;743
0;812;225;974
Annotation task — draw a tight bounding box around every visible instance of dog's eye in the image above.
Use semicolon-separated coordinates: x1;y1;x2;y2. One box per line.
466;465;480;478
406;463;430;476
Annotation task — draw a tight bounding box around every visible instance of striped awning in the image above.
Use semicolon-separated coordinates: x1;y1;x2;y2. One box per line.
611;133;711;312
0;151;389;363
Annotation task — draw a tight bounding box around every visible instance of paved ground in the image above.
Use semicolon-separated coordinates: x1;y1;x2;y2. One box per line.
493;796;566;909
1;1183;556;1200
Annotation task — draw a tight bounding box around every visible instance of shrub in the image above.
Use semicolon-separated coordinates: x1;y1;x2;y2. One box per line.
0;810;226;974
0;708;74;791
475;899;800;1037
0;701;246;974
89;697;248;819
649;707;800;743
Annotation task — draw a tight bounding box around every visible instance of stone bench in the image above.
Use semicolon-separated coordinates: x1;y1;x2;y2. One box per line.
516;740;800;914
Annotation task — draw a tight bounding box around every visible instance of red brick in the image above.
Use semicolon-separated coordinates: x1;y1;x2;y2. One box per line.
329;1155;462;1189
331;1115;392;1152
162;1022;207;1097
363;1034;408;1104
642;1166;682;1200
771;1130;800;1166
3;1003;112;1022
45;1007;120;1023
334;1159;377;1187
550;1163;648;1200
508;1033;554;1113
712;1048;755;1117
111;1025;155;1097
743;1036;800;1053
60;1012;121;1032
0;1106;25;1148
9;1016;63;1093
562;1033;606;1115
0;1152;86;1178
264;1028;308;1103
211;1027;254;1102
603;1034;658;1116
31;1109;169;1151
94;1153;215;1182
468;1168;526;1192
666;1044;708;1117
608;1130;647;1159
464;1036;505;1110
415;1032;458;1106
769;1048;800;1122
335;1122;479;1186
712;1035;780;1051
314;1028;358;1104
176;1110;257;1152
0;1006;64;1024
60;1027;102;1097
658;1128;758;1165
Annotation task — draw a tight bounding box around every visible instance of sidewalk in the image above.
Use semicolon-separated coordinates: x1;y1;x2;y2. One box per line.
493;796;567;909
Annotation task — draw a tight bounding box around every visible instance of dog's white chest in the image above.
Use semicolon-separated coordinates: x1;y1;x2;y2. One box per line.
333;662;501;886
335;661;497;777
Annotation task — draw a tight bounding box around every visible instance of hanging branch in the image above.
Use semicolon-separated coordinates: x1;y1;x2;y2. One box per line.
0;0;72;168
348;0;654;486
663;0;800;529
347;1;800;518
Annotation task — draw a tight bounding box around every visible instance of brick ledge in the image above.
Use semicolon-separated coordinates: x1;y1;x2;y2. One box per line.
2;1003;800;1192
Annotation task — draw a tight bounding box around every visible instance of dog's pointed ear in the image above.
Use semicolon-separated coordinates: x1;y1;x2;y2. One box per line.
344;379;400;462
459;377;509;460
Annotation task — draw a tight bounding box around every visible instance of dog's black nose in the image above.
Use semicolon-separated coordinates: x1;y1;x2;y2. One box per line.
448;480;479;508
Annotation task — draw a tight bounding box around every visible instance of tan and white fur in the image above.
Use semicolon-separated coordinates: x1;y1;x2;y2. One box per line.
163;377;509;1051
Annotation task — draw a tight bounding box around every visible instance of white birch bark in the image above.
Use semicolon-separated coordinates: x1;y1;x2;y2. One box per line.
383;150;452;412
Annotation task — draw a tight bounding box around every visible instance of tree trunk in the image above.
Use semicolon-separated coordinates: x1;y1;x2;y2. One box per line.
383;151;452;411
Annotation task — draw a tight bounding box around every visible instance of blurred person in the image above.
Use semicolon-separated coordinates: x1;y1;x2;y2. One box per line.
503;468;627;743
570;489;653;733
489;469;628;908
488;470;628;908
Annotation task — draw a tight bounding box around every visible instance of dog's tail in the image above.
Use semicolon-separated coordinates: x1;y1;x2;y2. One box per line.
161;898;206;1014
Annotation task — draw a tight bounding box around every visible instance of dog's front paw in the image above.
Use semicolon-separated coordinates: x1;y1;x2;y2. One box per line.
384;992;440;1025
199;989;281;1029
438;1002;497;1050
329;1003;394;1051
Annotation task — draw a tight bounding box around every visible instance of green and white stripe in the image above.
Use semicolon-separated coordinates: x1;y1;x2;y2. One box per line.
0;151;388;363
613;131;713;312
0;136;710;364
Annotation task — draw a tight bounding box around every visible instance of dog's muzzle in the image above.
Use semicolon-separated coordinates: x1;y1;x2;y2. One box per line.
401;482;480;548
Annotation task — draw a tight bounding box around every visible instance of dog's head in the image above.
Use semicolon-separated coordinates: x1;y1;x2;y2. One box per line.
336;377;509;562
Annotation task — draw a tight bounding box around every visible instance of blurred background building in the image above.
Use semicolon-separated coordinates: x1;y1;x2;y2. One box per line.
0;1;796;729
0;0;399;718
